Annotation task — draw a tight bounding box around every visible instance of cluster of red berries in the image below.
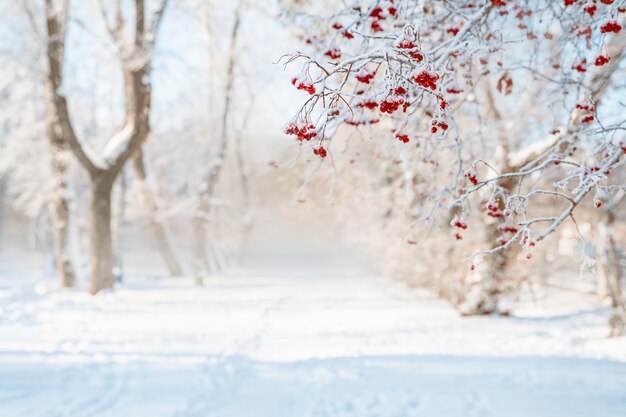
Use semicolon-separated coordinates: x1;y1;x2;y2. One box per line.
412;69;439;90
331;22;354;39
291;77;316;95
394;39;424;61
595;54;610;66
584;3;597;16
379;86;407;114
486;201;505;218
324;47;342;60
313;146;327;158
465;167;478;185
486;210;504;219
451;215;468;230
395;132;410;143
430;119;449;134
446;85;463;94
357;99;378;110
576;100;595;123
284;122;316;141
368;3;397;32
355;69;376;84
600;21;621;33
369;7;385;32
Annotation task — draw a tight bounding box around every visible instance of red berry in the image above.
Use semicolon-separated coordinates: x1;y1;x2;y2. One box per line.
291;77;316;95
600;21;622;34
371;20;384;32
324;47;341;60
451;216;468;230
595;55;609;66
395;132;410;143
412;69;440;90
369;7;385;19
583;4;596;16
355;69;376;84
465;168;478;185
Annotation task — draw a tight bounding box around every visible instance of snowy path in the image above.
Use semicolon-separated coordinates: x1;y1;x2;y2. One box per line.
0;270;625;416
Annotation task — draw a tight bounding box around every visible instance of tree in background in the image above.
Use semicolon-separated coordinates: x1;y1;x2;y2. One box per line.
43;0;169;294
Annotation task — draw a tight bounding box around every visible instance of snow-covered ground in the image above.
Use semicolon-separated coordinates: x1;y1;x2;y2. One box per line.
1;259;625;416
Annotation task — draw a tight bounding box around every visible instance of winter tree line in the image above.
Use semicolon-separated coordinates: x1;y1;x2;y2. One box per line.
1;0;625;335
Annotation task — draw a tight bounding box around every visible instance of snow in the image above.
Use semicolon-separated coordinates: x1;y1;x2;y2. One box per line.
0;262;625;416
102;125;134;164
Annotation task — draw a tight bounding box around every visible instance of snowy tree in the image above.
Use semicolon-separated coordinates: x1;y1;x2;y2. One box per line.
43;0;170;294
283;1;626;315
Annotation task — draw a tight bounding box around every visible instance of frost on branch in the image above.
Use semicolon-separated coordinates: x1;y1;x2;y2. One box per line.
282;0;626;264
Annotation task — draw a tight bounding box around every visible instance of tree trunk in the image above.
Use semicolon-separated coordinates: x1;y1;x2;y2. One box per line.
132;152;182;276
89;174;115;295
602;210;626;337
233;131;254;263
49;141;76;288
459;82;515;316
44;0;76;288
193;195;226;284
